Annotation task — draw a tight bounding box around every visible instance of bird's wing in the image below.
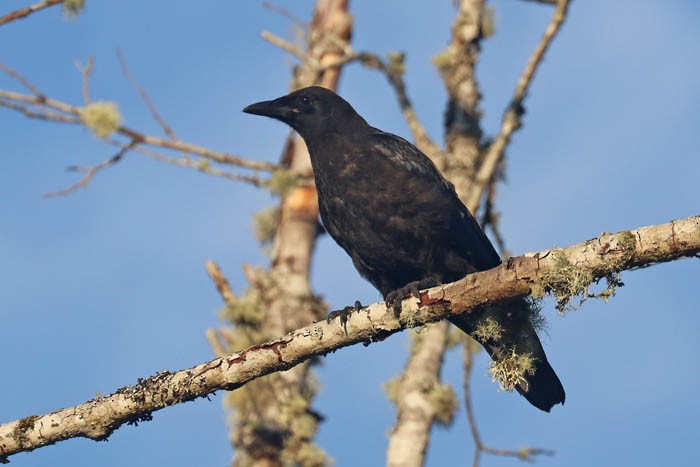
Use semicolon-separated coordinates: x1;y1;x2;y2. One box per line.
368;130;502;271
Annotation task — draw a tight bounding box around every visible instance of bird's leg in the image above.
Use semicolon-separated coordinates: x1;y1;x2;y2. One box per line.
326;300;363;334
385;276;441;316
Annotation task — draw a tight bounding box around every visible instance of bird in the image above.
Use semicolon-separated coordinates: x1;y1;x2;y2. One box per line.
243;86;565;412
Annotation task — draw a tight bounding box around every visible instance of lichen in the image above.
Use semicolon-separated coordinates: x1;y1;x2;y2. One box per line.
481;6;496;38
63;0;85;18
473;317;502;342
383;377;401;404
488;348;536;392
253;206;280;245
428;383;458;426
538;249;593;313
81;101;122;138
386;51;406;76
431;47;454;71
267;169;298;196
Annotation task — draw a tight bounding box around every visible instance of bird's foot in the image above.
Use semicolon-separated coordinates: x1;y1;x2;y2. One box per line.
385;277;440;317
327;300;363;333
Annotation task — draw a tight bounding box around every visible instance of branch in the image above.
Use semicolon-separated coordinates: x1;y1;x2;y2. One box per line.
260;30;441;158
463;341;553;467
465;0;571;210
116;49;178;140
0;0;63;27
0;61;280;193
1;216;697;461
75;56;94;105
43;140;138;198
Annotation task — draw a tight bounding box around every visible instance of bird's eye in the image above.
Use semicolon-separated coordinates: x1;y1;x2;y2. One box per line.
301;97;309;104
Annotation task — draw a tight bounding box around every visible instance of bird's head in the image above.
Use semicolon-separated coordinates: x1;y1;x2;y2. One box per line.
243;86;366;138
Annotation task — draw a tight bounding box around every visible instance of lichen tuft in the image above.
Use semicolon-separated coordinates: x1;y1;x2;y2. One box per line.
488;348;536;392
63;0;85;18
81;101;122;138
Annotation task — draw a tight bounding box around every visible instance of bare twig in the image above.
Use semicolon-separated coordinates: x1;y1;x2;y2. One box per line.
260;30;441;157
43;140;138;198
0;97;79;123
75;56;94;105
463;342;553;467
1;62;279;173
116;49;178;140
205;260;237;306
261;30;308;61
0;63;46;97
466;0;572;210
0;0;63;27
1;215;698;462
263;1;309;29
132;145;268;187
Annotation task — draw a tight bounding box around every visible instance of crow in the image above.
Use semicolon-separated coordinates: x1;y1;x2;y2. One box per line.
243;86;565;412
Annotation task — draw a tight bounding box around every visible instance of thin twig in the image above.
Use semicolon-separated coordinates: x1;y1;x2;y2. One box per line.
261;30;308;62
0;0;63;27
0;97;80;123
463;342;554;467
75;56;94;105
262;1;309;29
0;61;279;173
0;63;46;97
466;0;572;210
133;145;268;187
260;30;442;157
43;140;138;198
205;260;238;306
116;49;178;140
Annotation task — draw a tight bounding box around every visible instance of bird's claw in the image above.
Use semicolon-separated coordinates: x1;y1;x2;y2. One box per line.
385;277;439;317
327;300;363;333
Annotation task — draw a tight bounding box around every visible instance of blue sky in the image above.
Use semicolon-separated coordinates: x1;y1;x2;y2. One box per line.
1;1;699;466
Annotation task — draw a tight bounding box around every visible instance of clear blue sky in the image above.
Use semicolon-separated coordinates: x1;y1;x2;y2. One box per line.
1;1;699;466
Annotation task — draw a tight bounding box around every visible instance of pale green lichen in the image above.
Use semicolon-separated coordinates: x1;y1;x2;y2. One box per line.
386;51;406;76
383;377;401;404
267;169;297;196
489;348;536;392
63;0;85;18
473;317;502;342
538;249;593;313
481;6;496;38
196;159;210;171
428;383;458;426
253;206;280;245
81;101;122;138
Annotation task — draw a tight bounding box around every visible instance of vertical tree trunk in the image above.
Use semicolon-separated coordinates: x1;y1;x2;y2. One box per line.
223;2;353;466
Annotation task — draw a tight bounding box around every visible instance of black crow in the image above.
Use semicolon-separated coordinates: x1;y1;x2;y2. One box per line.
243;86;564;412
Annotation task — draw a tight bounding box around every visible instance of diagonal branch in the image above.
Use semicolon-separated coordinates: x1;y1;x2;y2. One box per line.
116;49;178;140
260;30;442;159
0;61;281;190
1;215;697;462
465;0;572;210
0;0;63;27
43;140;138;198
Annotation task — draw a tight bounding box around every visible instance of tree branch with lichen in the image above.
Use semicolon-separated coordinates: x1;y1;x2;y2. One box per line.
2;215;697;463
0;62;279;195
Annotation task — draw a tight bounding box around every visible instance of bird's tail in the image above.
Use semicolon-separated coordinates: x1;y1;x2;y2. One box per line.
448;297;565;412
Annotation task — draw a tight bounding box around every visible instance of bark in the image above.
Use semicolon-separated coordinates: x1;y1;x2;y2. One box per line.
224;2;353;466
386;2;487;464
3;215;697;463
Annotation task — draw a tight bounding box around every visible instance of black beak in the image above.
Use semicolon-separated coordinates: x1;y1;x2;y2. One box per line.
242;96;293;122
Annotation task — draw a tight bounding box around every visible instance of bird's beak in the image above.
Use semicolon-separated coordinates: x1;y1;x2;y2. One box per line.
243;96;295;122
